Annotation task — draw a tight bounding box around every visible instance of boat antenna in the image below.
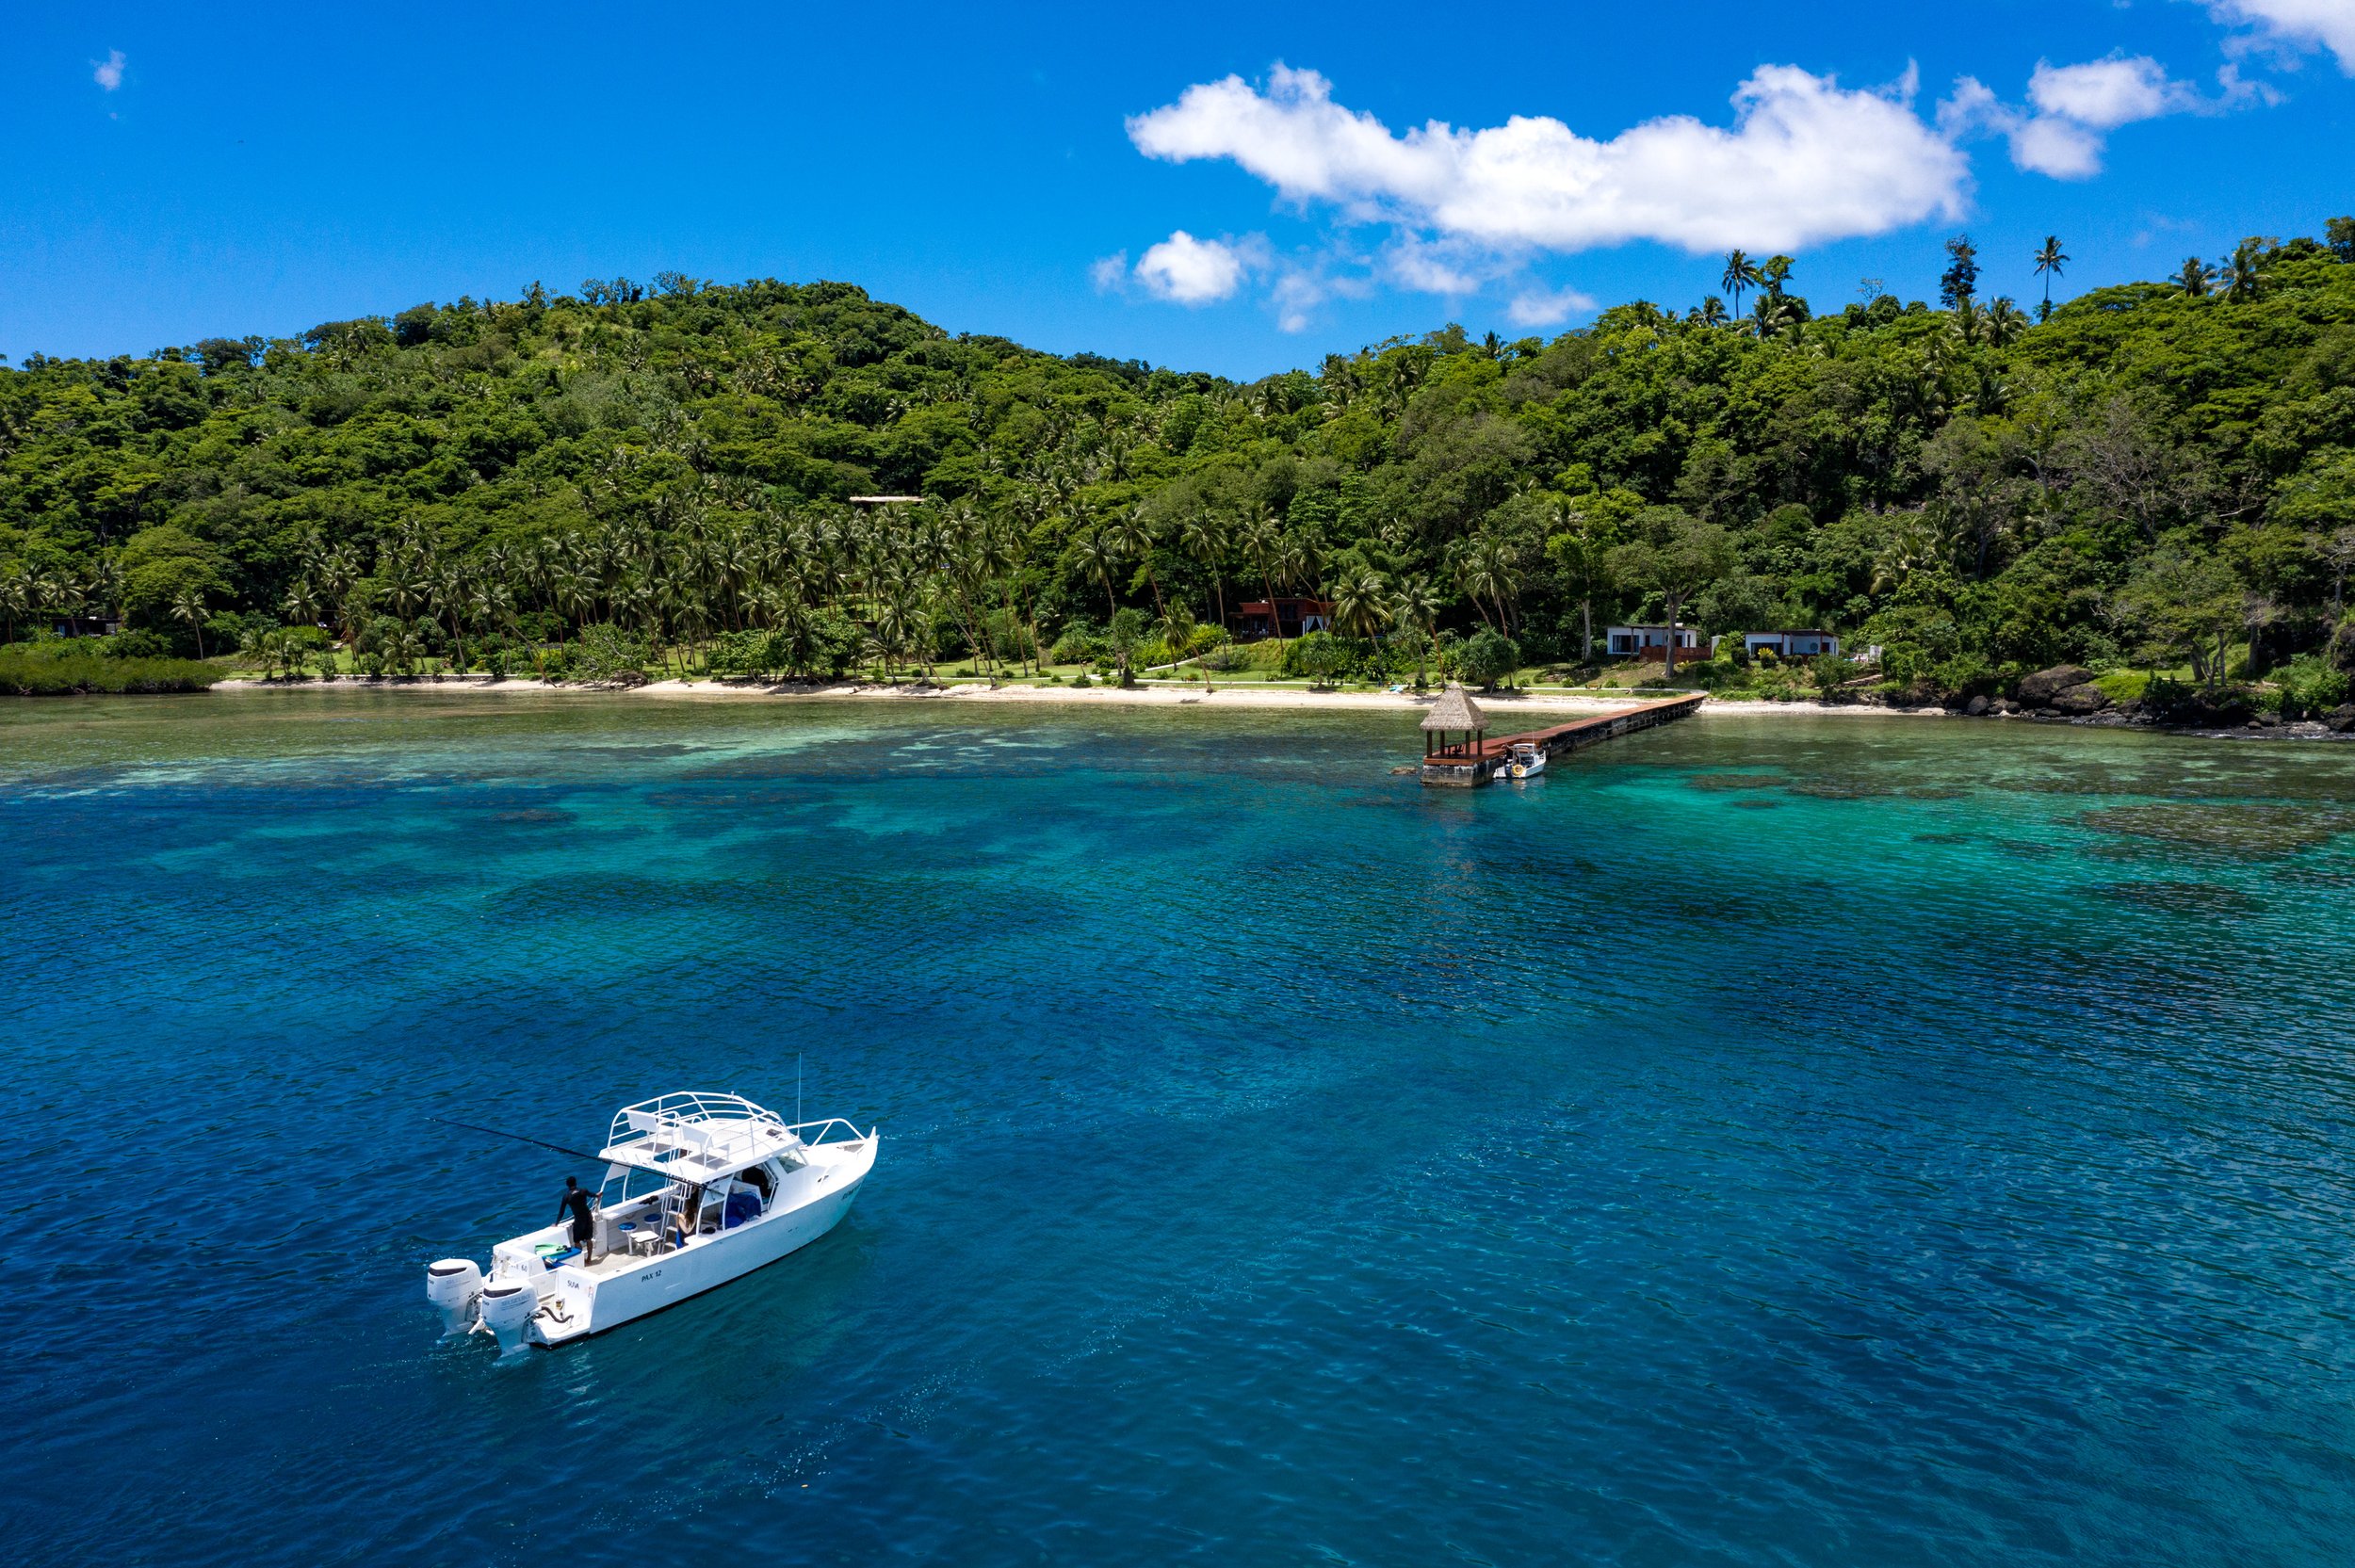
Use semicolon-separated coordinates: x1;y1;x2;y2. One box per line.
797;1054;804;1127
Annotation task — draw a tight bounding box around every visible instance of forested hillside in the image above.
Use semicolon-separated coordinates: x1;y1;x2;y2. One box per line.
4;229;2353;702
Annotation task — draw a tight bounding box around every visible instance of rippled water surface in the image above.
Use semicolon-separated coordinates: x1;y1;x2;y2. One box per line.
6;691;2355;1567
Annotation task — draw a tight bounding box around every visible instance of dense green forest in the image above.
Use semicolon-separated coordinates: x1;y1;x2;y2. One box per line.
4;226;2353;709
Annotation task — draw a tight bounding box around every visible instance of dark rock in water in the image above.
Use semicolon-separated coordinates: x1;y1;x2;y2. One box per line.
2050;683;2111;716
1965;695;1990;717
2017;664;2097;704
2032;707;2059;719
2081;802;2355;857
2094;881;2261;914
2328;704;2355;734
1995;699;2021;715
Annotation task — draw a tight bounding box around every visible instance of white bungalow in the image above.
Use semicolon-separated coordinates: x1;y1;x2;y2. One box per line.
1605;624;1704;661
1723;629;1841;658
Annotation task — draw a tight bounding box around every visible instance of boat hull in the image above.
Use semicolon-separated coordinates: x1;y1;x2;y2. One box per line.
528;1170;869;1345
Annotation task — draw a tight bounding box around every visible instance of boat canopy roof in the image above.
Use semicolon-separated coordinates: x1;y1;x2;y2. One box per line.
597;1091;805;1185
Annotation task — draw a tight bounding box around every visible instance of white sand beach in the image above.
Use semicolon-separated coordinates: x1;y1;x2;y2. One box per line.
211;673;1952;719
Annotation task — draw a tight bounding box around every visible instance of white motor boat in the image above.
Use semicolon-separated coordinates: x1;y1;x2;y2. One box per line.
1502;741;1547;779
427;1091;877;1351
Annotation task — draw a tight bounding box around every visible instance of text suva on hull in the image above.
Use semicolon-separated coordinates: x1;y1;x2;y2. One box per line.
427;1091;878;1351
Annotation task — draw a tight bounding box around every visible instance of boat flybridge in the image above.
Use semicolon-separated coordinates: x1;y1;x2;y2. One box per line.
427;1091;878;1352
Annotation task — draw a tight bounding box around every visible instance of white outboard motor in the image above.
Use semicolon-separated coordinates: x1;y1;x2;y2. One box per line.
478;1280;540;1355
426;1259;484;1338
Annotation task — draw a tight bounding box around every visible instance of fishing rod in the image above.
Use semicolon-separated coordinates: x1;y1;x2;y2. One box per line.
435;1117;613;1167
434;1117;706;1193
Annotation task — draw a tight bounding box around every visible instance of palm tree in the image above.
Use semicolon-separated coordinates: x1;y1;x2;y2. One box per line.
1156;603;1196;672
21;567;58;636
1389;573;1441;687
2032;235;2068;322
1275;532;1317;637
2178;256;2214;297
1330;569;1389;685
1546;509;1611;664
283;577;323;628
1102;506;1166;619
171;589;208;657
1758;255;1795;299
384;557;430;625
1072;527;1122;621
85;556;123;627
0;570;26;643
431;561;469;671
1748;294;1797;339
1984;297;2026;348
1178;508;1230;630
557;568;598;637
1871;517;1941;596
1331;569;1388;641
1720;250;1762;317
381;619;424;676
468;578;516;671
1454;537;1519;633
1239;509;1291;663
1697;295;1730;328
2223;237;2273;301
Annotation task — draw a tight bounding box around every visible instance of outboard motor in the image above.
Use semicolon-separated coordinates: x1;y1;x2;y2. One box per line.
478;1280;540;1355
426;1259;484;1337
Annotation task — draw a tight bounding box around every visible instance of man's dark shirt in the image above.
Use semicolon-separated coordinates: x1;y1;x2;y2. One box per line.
557;1188;594;1231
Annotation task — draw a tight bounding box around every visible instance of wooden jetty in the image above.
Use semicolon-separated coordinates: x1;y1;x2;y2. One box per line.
1419;685;1706;786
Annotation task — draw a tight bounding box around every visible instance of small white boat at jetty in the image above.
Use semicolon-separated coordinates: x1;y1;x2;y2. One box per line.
428;1091;877;1351
1502;741;1546;779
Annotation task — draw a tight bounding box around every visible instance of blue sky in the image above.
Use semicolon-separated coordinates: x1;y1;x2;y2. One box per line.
3;2;2351;379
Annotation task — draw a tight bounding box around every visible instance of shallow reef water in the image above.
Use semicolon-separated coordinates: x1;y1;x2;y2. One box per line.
4;692;2354;1567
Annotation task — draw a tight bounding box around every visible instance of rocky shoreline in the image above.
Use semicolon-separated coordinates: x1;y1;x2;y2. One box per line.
1942;664;2355;740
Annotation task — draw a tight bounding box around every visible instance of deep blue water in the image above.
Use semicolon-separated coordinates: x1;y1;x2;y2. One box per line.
6;691;2355;1567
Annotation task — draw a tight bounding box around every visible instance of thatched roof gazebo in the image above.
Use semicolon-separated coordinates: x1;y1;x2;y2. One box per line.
1421;682;1487;760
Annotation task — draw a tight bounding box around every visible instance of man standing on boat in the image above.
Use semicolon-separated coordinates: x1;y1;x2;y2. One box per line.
555;1175;598;1264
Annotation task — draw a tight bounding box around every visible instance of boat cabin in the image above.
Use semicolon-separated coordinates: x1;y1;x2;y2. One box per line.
490;1092;829;1279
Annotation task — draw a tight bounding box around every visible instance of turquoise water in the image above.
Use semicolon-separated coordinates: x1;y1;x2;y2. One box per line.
6;692;2355;1566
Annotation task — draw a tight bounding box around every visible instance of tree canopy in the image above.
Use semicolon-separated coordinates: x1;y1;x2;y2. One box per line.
4;233;2353;695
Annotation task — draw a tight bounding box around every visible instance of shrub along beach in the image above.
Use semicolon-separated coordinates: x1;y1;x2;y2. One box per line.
6;230;2355;731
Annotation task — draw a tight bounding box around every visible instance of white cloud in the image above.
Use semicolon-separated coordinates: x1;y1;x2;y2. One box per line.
1266;254;1375;332
2028;56;2200;124
1384;235;1489;295
1506;286;1598;328
1088;252;1129;293
1941;55;2218;178
1271;272;1324;333
2009;115;2110;178
92;49;124;91
2207;0;2355;72
1132;231;1249;304
1127;62;1968;256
